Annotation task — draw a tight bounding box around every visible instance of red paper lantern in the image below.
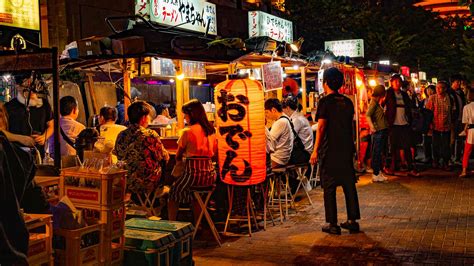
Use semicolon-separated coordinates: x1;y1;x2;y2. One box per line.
214;78;266;186
282;78;299;97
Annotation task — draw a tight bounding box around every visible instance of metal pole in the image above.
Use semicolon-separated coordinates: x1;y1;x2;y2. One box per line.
52;47;61;169
175;60;185;129
123;58;131;121
301;66;307;114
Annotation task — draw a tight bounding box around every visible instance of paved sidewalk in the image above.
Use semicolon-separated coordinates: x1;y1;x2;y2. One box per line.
194;170;474;265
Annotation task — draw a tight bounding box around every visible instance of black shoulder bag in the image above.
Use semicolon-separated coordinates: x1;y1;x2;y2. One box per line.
280;116;310;165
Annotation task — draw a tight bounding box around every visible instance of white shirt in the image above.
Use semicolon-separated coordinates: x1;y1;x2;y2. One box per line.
394;91;408;126
462;103;474;144
153;115;171;125
100;123;127;146
290;111;314;154
266;114;294;165
100;123;127;162
49;116;85;157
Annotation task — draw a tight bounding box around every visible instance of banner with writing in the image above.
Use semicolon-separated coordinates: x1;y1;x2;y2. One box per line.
248;11;293;43
151;0;217;35
0;0;40;31
325;39;364;58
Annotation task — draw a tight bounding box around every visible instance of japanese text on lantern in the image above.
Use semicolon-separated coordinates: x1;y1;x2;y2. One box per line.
215;80;266;186
151;0;217;35
217;90;253;183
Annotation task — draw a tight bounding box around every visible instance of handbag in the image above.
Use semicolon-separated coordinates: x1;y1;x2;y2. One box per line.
280;116;310;165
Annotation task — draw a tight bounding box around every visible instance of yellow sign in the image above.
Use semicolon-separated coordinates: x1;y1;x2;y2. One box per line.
0;0;40;31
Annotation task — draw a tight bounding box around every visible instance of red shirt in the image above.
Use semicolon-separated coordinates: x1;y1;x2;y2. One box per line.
426;94;452;132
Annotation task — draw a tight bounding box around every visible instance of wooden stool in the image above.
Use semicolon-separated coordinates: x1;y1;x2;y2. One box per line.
269;168;284;223
292;164;314;206
309;163;321;188
283;165;298;217
257;177;275;230
191;185;221;247
223;185;259;237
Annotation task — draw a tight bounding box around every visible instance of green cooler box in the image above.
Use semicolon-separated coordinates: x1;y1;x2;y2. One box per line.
124;228;176;266
125;219;194;266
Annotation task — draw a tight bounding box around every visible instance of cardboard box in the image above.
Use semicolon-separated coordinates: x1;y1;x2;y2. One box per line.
112;36;145;55
77;37;105;57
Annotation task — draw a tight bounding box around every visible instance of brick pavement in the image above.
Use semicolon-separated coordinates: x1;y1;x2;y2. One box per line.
193;169;474;265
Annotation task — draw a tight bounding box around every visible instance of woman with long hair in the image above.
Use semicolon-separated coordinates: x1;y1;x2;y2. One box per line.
168;99;217;222
0;103;35;147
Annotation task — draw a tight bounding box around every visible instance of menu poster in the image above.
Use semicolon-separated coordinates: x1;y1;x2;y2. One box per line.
261;61;283;92
0;0;40;31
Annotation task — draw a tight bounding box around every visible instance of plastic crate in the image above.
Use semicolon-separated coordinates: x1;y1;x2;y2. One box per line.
125;219;194;266
28;254;53;266
124;229;176;266
102;235;124;265
35;176;60;204
53;224;103;266
76;203;125;239
25;214;53;265
60;167;126;207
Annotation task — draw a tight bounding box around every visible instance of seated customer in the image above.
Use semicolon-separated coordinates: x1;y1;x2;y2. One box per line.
282;96;314;154
152;104;172;125
98;106;126;162
168;99;217;222
114;101;169;197
265;98;294;168
49;96;85;158
0;103;35;147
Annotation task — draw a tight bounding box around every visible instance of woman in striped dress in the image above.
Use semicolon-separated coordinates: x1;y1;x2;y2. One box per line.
168;99;217;222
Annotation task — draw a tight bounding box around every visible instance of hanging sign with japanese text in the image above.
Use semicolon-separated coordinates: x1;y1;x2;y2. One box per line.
261;61;283;92
150;0;217;35
215;79;266;186
324;39;364;58
0;0;40;31
248;11;293;43
135;0;150;20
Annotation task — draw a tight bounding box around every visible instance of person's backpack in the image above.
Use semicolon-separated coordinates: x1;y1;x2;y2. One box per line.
280;116;310;165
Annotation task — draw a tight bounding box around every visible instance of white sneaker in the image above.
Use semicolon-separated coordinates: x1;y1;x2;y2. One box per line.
379;173;388;181
366;167;374;173
372;174;384;182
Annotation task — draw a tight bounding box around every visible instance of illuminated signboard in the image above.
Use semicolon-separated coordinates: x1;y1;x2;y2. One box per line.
248;11;293;43
0;0;40;31
135;0;150;20
149;0;217;35
151;58;206;79
324;39;364;58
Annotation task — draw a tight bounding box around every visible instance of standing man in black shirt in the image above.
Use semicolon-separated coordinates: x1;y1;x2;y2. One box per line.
5;73;54;157
310;67;361;235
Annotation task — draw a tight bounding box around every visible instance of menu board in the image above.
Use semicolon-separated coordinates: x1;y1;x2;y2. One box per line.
248;11;293;43
0;0;40;31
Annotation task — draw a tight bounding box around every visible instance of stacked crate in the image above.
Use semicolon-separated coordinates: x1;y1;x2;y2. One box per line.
25;214;53;266
53;224;103;265
60;167;127;265
123;229;176;266
125;218;194;266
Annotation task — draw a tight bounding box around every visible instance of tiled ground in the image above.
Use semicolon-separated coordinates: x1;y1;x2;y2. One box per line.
193;169;474;265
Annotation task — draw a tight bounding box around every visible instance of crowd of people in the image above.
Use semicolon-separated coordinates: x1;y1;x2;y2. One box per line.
363;73;474;181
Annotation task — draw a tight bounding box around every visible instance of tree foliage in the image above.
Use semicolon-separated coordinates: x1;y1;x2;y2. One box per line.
284;0;471;79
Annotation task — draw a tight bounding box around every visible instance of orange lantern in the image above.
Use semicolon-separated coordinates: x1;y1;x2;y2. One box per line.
214;78;266;186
